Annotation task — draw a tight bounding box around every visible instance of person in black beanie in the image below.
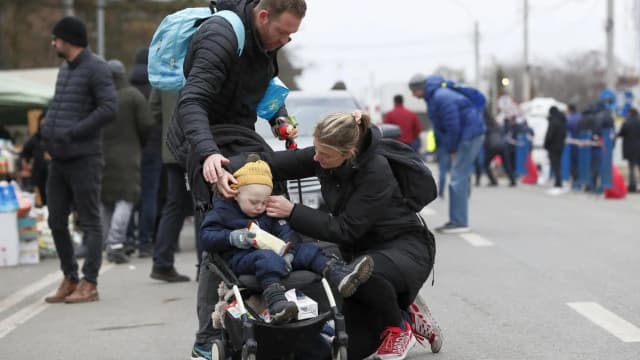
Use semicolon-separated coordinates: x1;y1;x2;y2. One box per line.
42;16;117;304
51;16;88;49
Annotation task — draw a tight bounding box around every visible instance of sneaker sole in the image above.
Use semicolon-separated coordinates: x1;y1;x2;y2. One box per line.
271;303;299;324
409;303;443;353
367;333;417;360
437;227;470;234
338;255;374;298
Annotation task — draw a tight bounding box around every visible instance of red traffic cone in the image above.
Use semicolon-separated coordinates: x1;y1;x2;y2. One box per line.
604;166;627;199
521;153;538;185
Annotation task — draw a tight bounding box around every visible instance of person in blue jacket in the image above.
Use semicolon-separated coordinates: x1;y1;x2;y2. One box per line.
409;74;485;234
199;154;373;325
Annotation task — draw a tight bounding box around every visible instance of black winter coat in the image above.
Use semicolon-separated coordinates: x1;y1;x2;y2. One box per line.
618;114;640;162
229;127;435;293
544;111;567;154
41;48;117;160
167;0;287;166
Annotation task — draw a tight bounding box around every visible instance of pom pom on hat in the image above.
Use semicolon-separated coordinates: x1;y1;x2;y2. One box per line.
232;154;273;189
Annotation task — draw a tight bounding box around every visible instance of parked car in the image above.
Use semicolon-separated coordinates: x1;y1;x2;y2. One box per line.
255;90;399;209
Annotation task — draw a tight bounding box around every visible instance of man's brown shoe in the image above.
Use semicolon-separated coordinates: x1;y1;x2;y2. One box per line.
64;279;99;303
44;277;78;303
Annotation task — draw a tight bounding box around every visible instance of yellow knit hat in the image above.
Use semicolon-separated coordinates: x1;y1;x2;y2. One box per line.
232;155;273;189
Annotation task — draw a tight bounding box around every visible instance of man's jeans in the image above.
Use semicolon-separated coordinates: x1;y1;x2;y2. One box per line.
436;147;451;197
138;151;163;246
101;201;134;248
449;135;485;226
47;156;104;284
153;164;194;271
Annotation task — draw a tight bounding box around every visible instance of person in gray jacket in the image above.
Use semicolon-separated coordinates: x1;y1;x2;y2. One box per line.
41;16;117;304
102;59;153;264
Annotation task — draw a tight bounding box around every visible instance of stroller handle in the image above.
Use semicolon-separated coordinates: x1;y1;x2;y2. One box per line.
232;285;247;315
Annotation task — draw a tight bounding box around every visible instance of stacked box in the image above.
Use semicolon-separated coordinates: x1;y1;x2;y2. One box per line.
0;211;19;266
18;216;39;264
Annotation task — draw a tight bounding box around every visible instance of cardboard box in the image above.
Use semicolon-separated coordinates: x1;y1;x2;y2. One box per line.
19;240;39;265
18;216;39;241
285;289;318;320
0;211;19;267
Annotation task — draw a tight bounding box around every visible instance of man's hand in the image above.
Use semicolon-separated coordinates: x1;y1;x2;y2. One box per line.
266;195;294;219
202;154;230;184
229;229;256;249
215;170;238;198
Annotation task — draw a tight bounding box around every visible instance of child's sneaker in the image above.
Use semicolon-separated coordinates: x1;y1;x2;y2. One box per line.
263;283;298;324
324;255;374;298
408;302;442;353
365;321;416;360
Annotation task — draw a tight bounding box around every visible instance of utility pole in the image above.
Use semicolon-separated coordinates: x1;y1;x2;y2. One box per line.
63;0;74;16
522;0;531;101
474;21;480;88
97;0;106;58
605;0;615;89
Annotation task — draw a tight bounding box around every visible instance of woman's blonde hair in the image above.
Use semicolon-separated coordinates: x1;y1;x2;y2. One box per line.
313;111;371;155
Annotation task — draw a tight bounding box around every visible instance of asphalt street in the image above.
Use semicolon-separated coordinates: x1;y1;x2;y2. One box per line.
1;179;639;360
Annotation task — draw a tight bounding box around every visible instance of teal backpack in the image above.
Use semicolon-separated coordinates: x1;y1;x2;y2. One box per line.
148;7;245;92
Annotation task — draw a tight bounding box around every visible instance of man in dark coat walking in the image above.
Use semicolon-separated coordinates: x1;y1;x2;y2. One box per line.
41;16;117;304
544;106;568;194
618;108;640;192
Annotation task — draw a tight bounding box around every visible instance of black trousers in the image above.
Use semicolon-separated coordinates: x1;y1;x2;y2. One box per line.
549;152;563;188
47;156;103;283
152;164;197;271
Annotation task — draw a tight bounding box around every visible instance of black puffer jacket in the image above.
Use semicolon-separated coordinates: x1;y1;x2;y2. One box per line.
167;0;286;166
41;48;117;160
229;127;436;292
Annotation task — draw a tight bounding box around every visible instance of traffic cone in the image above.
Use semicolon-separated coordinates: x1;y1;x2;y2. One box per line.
521;153;538;185
604;166;627;199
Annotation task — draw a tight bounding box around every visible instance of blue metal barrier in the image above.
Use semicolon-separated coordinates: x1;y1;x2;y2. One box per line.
515;134;527;176
577;131;592;186
600;128;613;188
561;142;571;180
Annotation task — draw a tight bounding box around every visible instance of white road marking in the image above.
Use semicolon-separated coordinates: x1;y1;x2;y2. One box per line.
0;271;60;315
567;302;640;342
459;232;495;247
0;264;114;340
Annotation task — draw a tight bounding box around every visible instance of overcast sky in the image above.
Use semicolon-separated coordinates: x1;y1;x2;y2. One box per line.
286;0;639;99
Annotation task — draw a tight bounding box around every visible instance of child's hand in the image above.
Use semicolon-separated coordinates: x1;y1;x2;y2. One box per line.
229;229;256;249
283;253;294;273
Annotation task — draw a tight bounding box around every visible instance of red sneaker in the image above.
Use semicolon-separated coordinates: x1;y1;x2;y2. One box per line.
366;321;416;360
408;302;442;353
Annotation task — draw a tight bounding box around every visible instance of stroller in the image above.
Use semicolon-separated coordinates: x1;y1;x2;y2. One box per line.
204;252;349;360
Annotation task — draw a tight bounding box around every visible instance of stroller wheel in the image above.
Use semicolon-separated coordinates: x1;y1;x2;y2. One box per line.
332;345;347;360
211;340;225;360
241;345;256;360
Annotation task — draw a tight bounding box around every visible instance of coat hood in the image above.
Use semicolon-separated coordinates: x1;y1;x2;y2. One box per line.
424;75;445;101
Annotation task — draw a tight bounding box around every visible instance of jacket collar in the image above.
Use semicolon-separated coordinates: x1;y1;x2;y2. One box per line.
67;48;91;69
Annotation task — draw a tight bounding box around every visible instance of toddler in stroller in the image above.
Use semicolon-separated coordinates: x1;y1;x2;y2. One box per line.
197;155;373;358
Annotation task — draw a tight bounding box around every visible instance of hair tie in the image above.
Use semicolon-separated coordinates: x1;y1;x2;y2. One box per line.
352;110;362;125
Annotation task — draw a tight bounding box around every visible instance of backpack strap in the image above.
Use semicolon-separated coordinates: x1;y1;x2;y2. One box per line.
213;10;245;57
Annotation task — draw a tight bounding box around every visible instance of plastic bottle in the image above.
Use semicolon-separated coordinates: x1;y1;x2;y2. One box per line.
0;180;18;212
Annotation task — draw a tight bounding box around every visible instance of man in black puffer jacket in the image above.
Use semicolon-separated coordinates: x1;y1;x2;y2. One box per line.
41;17;117;304
163;1;308;359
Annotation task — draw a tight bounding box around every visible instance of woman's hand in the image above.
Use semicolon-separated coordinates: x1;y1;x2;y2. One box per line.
266;195;294;219
214;170;238;198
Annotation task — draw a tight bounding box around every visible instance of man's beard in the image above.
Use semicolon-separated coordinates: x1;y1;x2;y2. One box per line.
55;50;65;59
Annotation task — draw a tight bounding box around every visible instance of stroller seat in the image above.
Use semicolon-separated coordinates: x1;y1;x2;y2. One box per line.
238;271;320;293
205;253;348;360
